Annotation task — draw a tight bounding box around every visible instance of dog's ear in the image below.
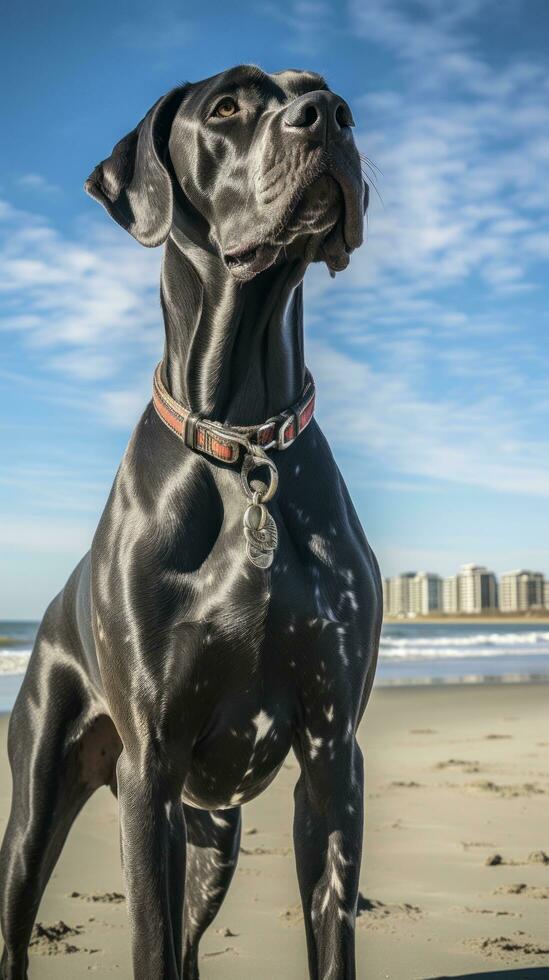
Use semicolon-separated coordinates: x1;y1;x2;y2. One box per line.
85;87;186;247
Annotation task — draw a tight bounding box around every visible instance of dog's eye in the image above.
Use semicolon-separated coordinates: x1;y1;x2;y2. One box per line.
213;98;239;118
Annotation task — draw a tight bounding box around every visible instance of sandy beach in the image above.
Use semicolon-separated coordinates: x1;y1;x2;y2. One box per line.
1;682;549;979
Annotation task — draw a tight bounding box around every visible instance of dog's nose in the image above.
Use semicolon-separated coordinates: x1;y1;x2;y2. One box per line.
283;91;354;145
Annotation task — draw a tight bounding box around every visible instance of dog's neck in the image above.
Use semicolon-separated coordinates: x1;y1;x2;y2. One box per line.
159;231;308;426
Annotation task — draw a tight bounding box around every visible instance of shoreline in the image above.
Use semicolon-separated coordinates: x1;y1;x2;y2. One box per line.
384;614;549;625
3;668;549;718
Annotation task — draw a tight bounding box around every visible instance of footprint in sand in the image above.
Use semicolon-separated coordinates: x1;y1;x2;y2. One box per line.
281;895;423;930
203;946;238;958
467;932;549;961
495;883;549;899
70;890;125;904
483;849;549;866
30;921;100;957
463;780;546;798
280;904;303;925
356;895;422;922
528;849;549;864
389;780;423;788
436;758;481;773
485;852;506;865
461;906;521;917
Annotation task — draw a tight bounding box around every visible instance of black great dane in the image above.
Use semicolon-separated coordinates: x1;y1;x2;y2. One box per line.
0;65;382;979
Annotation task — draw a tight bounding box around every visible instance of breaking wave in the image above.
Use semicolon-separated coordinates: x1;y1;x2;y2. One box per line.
0;650;31;675
380;630;549;660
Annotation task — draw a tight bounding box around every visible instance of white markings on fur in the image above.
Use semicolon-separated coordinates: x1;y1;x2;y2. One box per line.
96;614;105;643
337;907;355;926
323;704;335;723
211;813;231;829
315;832;352;931
330;864;345;900
309;534;334;568
228;791;246;805
306;728;324;760
336;625;349;667
309;532;333;565
251;710;273;746
343;590;358;612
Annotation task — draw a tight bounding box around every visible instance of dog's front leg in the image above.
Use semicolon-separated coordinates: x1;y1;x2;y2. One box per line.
293;734;364;980
117;748;186;980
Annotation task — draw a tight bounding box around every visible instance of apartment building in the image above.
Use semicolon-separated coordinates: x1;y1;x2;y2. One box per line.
442;575;459;614
500;570;545;612
384;564;546;617
382;577;390;617
458;563;498;613
386;572;417;617
384;572;442;616
412;572;443;615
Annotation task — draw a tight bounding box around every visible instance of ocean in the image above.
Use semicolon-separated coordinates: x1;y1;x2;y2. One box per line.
378;621;549;685
1;619;549;711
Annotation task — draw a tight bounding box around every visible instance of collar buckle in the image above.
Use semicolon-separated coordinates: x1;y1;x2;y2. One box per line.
277;413;297;450
256;420;277;450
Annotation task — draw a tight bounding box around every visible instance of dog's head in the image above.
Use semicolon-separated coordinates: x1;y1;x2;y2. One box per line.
86;65;367;279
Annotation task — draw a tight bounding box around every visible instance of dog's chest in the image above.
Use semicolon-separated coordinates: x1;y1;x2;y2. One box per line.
184;696;293;810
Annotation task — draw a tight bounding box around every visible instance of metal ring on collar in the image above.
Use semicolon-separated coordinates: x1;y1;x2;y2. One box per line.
241;450;279;503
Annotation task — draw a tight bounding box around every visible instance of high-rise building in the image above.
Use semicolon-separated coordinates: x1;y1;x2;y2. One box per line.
411;573;443;615
442;575;459;614
387;572;417;617
458;563;498;613
385;572;442;616
382;577;390;617
385;565;546;617
500;570;545;612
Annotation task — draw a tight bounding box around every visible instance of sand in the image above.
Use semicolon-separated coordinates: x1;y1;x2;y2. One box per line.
1;682;549;979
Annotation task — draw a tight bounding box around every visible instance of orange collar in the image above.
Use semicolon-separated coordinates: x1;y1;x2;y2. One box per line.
152;364;316;464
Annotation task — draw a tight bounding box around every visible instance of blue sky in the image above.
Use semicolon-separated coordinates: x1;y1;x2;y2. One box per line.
1;0;548;618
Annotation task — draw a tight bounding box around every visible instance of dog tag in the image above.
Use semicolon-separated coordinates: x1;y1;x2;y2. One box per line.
243;501;268;532
243;498;278;569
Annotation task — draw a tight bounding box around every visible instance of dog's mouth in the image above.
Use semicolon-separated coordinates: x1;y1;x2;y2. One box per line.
222;154;366;281
223;242;280;278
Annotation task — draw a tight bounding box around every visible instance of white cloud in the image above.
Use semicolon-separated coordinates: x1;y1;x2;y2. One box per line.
16;173;60;195
0;205;163;423
100;379;152;428
309;338;549;498
330;0;549;315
